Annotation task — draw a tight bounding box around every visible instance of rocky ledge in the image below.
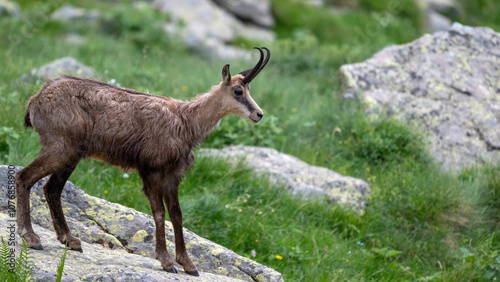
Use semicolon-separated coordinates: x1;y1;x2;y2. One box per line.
0;165;282;281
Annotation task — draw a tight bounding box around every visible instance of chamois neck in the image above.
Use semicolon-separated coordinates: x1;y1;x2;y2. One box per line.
180;86;226;144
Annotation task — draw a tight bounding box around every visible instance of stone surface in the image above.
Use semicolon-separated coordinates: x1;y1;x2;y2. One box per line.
19;57;95;84
153;0;275;60
416;0;462;33
199;146;371;212
212;0;274;28
0;165;283;281
51;4;100;22
425;9;452;32
338;23;500;171
0;0;20;17
420;0;463;17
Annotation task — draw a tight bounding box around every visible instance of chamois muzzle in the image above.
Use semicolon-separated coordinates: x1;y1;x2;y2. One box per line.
240;47;270;85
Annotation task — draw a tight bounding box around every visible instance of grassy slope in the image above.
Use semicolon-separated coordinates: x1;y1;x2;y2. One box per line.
1;0;500;281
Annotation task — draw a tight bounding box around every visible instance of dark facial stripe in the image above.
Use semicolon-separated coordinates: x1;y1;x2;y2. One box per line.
234;95;255;113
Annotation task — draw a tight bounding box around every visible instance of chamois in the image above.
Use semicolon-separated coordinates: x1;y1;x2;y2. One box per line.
16;47;270;276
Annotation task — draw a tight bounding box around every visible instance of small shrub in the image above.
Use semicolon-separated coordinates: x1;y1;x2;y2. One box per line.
0;127;20;155
271;0;421;45
205;115;286;148
98;4;170;48
338;117;430;165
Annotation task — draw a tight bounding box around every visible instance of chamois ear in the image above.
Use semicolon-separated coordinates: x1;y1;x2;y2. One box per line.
222;64;231;86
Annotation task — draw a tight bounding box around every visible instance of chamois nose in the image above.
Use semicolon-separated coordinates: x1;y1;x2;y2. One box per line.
257;112;264;119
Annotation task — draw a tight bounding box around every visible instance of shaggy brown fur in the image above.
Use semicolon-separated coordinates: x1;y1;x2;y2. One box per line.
15;47;270;276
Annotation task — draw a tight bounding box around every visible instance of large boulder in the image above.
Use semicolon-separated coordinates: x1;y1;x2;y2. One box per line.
338;23;500;171
0;165;282;281
212;0;275;28
19;57;95;84
199;146;371;212
425;10;452;32
0;0;20;17
416;0;463;18
153;0;275;60
415;0;462;32
51;4;100;22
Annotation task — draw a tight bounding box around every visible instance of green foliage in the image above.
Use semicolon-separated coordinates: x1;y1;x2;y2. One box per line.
484;254;500;281
0;127;19;155
0;238;34;282
97;3;170;48
206;115;286;148
338;118;431;165
55;245;67;282
272;0;421;45
180;157;363;278
456;0;500;31
357;0;422;29
478;165;500;223
371;247;402;258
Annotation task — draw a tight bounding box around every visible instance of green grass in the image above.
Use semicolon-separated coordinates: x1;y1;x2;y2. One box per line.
1;0;500;281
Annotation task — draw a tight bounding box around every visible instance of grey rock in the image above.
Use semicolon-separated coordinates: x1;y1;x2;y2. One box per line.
199;146;371;212
416;0;462;34
0;0;20;17
416;0;463;16
426;0;463;17
212;0;274;28
0;165;283;281
338;23;500;171
51;4;100;22
425;9;452;32
163;22;254;61
154;0;235;42
153;0;274;60
19;57;95;83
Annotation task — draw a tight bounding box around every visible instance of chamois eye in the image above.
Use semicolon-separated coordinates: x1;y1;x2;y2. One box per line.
233;88;243;96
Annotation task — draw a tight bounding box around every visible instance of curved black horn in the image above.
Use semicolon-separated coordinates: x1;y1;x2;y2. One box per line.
241;47;265;84
255;47;271;76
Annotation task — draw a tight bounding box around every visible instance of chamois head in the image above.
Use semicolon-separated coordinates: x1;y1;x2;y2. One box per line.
219;47;270;124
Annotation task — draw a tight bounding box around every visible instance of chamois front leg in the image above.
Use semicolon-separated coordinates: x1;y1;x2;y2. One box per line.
164;172;199;276
142;171;178;274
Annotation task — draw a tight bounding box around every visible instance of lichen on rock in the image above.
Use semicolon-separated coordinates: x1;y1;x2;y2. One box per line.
0;165;283;281
199;146;371;212
339;23;500;171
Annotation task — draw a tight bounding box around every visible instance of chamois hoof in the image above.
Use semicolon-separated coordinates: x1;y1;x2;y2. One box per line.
61;236;82;252
163;266;178;274
21;232;42;250
30;244;44;250
185;270;200;276
70;246;83;253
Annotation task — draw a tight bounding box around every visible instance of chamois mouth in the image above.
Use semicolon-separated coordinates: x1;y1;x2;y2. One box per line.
249;115;263;124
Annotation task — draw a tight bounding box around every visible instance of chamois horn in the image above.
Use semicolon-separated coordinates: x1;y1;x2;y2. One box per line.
240;47;270;84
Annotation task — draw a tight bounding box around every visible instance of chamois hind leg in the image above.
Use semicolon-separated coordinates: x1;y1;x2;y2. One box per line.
16;147;76;250
164;172;198;276
142;171;178;274
43;163;82;252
